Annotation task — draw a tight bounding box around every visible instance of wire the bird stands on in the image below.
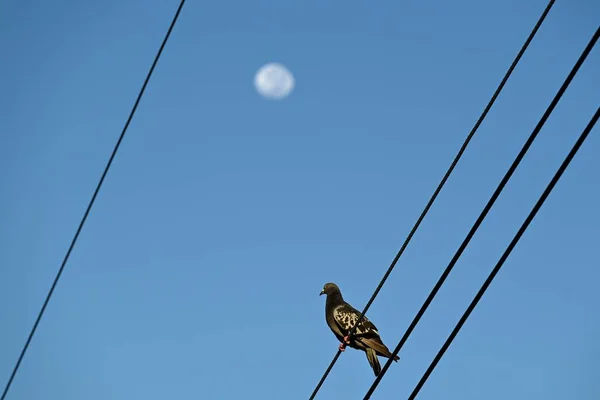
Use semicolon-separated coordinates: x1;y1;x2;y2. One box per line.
363;24;599;400
308;0;556;398
0;2;186;399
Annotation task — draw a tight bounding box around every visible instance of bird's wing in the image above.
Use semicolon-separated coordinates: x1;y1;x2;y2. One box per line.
333;303;380;338
359;337;399;361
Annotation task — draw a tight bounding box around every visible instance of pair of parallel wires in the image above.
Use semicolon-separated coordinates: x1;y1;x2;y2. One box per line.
2;0;598;399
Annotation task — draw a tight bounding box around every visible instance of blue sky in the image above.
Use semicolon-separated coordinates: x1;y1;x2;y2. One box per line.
1;0;599;399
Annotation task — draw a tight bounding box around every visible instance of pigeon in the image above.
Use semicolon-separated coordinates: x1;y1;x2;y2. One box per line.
320;282;399;376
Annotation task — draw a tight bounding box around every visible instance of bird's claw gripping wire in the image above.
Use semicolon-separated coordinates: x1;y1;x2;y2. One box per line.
338;335;352;352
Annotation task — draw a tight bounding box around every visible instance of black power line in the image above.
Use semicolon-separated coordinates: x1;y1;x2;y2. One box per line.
309;1;556;398
0;1;186;399
363;24;600;399
408;105;600;399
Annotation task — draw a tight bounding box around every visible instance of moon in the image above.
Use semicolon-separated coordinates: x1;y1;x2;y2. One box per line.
254;63;295;100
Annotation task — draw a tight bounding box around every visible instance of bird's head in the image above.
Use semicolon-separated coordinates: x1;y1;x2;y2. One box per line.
320;282;341;297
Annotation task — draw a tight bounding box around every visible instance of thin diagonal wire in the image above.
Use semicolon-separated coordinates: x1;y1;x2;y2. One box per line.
363;24;600;400
308;1;555;398
0;2;186;399
408;105;600;399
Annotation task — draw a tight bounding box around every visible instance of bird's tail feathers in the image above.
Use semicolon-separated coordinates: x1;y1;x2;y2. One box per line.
365;348;381;377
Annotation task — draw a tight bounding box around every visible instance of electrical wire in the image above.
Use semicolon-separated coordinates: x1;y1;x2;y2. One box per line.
362;24;600;400
308;1;556;397
0;2;186;399
407;105;600;399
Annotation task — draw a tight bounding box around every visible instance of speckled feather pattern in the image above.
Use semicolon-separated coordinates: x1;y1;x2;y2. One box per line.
332;304;380;338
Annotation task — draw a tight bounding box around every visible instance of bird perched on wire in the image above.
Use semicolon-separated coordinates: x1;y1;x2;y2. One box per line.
320;282;399;376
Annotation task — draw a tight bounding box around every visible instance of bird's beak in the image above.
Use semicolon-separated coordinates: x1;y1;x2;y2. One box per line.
319;289;325;296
